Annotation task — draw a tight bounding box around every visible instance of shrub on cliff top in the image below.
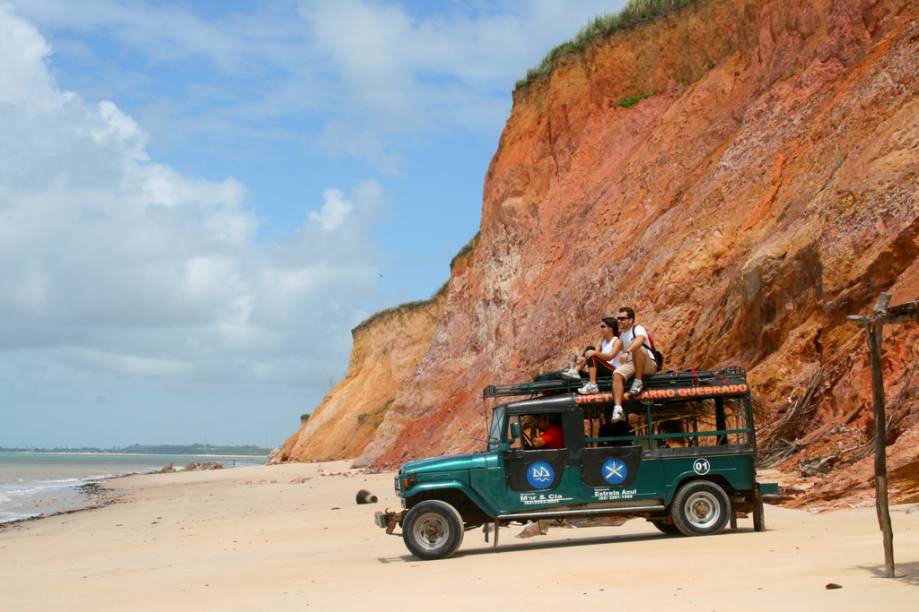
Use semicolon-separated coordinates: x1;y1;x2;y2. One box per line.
515;0;695;90
351;299;433;335
351;233;476;335
351;281;449;335
450;231;480;269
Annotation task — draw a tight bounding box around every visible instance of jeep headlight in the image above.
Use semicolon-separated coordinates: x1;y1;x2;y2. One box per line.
400;471;416;492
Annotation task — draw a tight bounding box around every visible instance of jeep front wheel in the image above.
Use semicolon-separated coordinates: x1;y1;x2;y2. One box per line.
671;480;731;536
402;500;464;560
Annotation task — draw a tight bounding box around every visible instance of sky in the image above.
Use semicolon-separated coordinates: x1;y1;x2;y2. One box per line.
0;0;626;449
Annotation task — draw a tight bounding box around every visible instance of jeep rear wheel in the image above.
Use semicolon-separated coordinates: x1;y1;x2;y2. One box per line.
403;500;464;560
671;480;731;536
650;520;682;536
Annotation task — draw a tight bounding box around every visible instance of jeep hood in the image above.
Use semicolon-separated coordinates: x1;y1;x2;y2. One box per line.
401;452;495;474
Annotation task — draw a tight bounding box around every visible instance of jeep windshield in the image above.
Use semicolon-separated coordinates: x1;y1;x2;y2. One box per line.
486;405;505;451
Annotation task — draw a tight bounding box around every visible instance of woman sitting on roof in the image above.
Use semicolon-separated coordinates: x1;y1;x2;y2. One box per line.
561;317;624;397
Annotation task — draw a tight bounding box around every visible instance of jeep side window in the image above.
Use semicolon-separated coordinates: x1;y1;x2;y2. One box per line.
519;415;539;449
522;413;565;450
505;415;524;449
650;398;749;448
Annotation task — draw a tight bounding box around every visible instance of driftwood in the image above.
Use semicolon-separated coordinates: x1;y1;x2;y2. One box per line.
759;438;805;468
798;445;860;477
757;368;826;467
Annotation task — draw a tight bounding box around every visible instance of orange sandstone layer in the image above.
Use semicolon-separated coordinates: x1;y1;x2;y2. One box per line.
293;0;919;504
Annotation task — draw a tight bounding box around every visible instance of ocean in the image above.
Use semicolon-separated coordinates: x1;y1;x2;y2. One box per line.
0;451;266;524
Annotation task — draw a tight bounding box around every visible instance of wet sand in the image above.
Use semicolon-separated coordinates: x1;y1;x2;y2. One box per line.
0;461;916;611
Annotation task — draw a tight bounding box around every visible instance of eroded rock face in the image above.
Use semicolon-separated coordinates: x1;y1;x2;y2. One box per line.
355;0;919;499
285;0;919;503
274;289;447;462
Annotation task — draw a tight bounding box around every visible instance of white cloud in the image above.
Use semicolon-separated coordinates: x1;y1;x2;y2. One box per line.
300;0;624;126
320;123;403;175
0;4;382;388
11;0;625;162
0;5;56;109
309;188;353;232
91;99;147;158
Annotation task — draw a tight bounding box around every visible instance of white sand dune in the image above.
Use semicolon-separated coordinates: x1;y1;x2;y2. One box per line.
0;462;916;611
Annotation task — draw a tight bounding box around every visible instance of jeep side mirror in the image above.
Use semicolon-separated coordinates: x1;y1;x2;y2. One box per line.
510;421;521;440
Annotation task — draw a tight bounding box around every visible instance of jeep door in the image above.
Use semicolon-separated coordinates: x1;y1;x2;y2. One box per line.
493;409;584;514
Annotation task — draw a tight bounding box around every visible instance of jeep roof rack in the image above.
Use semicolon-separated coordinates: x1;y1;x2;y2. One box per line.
482;366;748;400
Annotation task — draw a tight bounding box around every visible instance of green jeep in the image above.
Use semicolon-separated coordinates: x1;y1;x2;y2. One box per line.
374;367;778;560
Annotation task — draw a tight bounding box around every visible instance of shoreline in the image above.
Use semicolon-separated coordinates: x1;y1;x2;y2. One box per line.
0;457;261;527
0;475;130;530
0;482;118;531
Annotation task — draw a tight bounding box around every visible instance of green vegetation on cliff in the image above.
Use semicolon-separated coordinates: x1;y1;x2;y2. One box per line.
352;231;478;336
618;92;656;107
351;281;449;336
450;231;479;269
516;0;695;90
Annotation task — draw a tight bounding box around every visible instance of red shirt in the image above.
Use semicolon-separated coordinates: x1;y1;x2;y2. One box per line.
540;424;564;449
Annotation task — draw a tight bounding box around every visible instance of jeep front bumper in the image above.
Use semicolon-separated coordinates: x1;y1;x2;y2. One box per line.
374;509;405;534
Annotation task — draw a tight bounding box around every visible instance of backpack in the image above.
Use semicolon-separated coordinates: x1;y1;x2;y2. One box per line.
533;370;566;382
643;333;665;370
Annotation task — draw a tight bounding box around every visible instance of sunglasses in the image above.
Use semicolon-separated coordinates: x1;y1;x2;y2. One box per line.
616;316;631;321
599;323;608;328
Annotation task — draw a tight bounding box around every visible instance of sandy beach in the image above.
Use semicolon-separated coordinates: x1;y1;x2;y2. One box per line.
0;461;916;611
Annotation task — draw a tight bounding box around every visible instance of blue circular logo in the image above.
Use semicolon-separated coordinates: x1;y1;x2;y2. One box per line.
602;458;628;485
526;461;555;489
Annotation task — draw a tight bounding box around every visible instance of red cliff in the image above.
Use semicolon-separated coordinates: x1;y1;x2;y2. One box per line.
288;0;919;504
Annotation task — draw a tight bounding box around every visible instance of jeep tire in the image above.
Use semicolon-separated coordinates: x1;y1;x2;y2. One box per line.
650;520;682;536
403;500;465;560
671;480;731;537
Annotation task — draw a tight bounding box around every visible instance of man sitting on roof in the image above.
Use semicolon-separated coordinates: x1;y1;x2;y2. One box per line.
612;306;658;417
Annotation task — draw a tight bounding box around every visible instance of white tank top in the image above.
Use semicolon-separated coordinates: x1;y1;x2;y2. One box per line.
600;337;622;366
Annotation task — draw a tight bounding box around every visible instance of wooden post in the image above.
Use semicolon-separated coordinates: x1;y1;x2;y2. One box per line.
866;319;895;578
848;295;919;579
858;293;895;577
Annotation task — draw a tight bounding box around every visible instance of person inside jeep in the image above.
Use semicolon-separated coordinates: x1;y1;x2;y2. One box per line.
612;306;659;416
527;414;565;450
